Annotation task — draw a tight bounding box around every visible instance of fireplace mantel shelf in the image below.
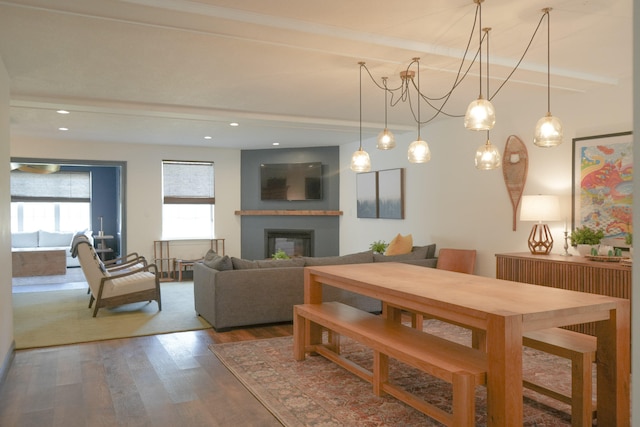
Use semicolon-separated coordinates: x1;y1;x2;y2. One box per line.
235;210;342;216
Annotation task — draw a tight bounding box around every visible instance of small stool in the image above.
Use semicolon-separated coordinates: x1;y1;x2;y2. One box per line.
523;327;597;427
175;259;198;281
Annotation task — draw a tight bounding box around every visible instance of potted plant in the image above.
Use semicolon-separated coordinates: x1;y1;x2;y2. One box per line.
570;226;604;256
272;249;290;260
369;240;388;255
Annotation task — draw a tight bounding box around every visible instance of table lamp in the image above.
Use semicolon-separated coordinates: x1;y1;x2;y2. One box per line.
520;195;560;255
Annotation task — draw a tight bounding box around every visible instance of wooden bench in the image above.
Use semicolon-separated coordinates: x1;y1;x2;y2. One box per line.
523;327;597;427
293;302;487;427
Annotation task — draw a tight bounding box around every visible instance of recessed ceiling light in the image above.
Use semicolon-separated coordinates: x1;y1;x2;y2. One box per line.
204;136;212;140
229;122;239;127
56;110;70;114
272;142;280;146
58;127;69;131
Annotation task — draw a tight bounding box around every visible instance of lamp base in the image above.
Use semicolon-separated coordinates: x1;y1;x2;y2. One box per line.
527;223;554;255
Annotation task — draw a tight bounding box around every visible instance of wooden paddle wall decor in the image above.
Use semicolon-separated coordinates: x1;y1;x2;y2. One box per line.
502;135;528;231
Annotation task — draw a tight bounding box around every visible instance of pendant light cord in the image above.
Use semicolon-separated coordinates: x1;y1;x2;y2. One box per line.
478;2;483;98
546;9;551;113
359;62;364;150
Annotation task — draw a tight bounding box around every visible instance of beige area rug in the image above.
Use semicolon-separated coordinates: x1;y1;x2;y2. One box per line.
211;320;582;426
13;281;211;349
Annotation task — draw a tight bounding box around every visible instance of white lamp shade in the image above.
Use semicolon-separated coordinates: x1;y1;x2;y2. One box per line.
520;195;561;222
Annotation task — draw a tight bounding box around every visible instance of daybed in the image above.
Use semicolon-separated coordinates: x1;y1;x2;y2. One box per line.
193;244;437;331
11;229;91;268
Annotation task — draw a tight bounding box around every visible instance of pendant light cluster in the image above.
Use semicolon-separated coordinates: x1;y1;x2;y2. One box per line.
350;1;563;173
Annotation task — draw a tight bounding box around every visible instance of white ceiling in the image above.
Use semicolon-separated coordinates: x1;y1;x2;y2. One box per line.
0;0;631;150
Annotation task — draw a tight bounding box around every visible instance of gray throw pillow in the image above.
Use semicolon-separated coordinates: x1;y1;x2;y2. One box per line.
203;250;233;271
374;251;423;262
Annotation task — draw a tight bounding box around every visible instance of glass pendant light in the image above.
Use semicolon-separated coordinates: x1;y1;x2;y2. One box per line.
464;0;495;131
475;131;501;170
407;58;431;164
376;77;396;150
351;62;371;172
534;8;563;147
474;28;501;170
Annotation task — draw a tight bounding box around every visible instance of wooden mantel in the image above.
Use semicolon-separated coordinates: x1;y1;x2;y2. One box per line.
235;210;342;216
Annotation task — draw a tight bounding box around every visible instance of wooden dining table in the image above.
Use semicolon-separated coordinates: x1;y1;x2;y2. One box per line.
303;262;630;426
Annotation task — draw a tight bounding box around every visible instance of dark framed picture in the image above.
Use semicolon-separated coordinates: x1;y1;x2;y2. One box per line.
377;168;405;219
356;171;378;218
572;131;633;245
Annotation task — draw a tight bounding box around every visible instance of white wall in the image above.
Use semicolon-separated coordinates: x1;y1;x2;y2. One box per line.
10;138;242;260
340;75;633;278
0;57;13;379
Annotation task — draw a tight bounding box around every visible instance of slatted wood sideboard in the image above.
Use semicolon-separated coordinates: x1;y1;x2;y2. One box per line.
495;252;631;336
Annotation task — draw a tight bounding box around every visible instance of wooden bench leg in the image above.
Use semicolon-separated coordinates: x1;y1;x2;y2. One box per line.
373;351;388;397
293;308;306;361
572;352;594;427
452;372;475;427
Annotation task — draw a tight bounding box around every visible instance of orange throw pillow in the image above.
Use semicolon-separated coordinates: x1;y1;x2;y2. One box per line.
385;233;413;256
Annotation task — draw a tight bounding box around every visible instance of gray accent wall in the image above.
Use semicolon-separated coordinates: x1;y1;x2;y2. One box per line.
240;146;340;260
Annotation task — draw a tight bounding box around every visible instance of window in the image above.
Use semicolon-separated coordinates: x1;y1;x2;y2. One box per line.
10;170;91;232
162;161;215;239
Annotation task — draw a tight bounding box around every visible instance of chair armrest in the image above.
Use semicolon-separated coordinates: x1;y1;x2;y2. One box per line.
104;252;142;266
106;256;148;272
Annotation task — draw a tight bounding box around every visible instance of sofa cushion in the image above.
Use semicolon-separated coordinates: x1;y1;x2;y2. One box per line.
374;250;424;262
303;250;374;266
231;257;259;270
203;250;233;271
39;230;74;247
414;244;437;259
11;231;39;248
385;233;413;255
256;258;306;268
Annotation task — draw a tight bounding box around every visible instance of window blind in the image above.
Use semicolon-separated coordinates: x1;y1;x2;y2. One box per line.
11;170;91;202
163;161;215;204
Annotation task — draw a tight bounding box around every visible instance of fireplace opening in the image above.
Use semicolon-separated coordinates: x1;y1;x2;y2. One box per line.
265;229;314;258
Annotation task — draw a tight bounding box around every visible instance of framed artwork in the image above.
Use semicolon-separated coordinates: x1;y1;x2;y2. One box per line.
572;131;633;245
356;171;378;218
378;168;405;219
356;168;405;219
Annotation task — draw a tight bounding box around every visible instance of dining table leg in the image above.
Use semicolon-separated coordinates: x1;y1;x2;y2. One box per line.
485;313;523;426
596;300;630;426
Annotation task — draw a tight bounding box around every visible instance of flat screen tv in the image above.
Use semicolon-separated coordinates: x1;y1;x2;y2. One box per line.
260;162;323;201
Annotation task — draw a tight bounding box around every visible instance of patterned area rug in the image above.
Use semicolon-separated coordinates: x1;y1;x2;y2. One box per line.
211;320;590;426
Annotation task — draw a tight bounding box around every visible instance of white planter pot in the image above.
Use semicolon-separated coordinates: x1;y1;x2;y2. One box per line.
576;244;594;256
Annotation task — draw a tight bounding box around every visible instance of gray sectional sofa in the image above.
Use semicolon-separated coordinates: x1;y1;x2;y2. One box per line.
193;245;437;331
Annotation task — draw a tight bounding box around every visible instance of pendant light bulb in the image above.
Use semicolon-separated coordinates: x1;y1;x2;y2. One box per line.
475;135;501;170
350;148;371;172
408;139;431;163
377;128;396;150
534;8;563;147
464;97;495;131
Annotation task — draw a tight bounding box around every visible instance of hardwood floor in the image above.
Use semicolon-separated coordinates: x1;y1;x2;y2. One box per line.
0;324;293;426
